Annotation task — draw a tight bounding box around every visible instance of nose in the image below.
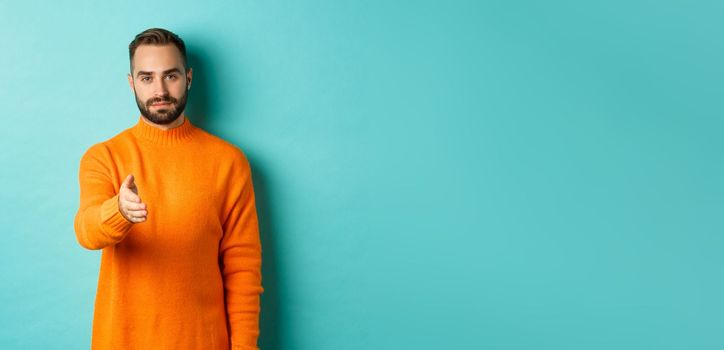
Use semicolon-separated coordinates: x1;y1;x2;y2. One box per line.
152;78;169;97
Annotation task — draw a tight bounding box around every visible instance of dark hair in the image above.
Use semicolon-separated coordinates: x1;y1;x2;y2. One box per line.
128;28;187;73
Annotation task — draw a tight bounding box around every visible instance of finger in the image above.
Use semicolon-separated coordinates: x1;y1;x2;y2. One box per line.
121;211;138;223
126;209;147;217
123;209;147;219
123;201;146;210
121;191;142;203
120;194;140;204
128;215;147;223
127;213;147;221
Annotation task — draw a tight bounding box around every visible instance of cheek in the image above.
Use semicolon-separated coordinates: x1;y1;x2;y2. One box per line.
134;87;152;100
172;83;187;97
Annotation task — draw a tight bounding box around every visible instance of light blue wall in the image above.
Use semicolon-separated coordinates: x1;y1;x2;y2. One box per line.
1;1;723;349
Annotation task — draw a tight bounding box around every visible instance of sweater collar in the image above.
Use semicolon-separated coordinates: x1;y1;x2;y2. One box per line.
131;115;197;145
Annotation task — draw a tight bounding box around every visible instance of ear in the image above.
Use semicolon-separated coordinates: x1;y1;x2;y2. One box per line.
186;67;193;90
127;73;134;92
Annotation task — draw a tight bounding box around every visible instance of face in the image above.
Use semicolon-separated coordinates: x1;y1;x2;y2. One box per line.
127;44;193;125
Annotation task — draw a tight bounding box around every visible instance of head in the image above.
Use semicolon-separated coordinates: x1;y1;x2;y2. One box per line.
127;28;193;126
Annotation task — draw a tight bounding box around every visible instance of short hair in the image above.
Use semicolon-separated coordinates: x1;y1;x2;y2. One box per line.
128;28;188;73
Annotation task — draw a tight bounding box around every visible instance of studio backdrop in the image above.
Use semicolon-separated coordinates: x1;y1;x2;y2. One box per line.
1;1;723;349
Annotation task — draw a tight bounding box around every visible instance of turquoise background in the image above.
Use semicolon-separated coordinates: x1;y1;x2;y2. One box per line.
1;0;723;349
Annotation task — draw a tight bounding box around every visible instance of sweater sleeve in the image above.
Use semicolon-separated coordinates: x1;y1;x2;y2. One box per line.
219;151;265;350
74;143;133;250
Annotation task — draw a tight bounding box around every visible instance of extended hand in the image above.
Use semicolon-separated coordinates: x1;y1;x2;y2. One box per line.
118;174;148;223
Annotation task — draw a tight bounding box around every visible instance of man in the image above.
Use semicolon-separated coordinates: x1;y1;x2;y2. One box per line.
73;28;264;350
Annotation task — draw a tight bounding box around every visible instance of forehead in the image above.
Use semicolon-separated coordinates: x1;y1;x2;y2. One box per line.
132;44;184;74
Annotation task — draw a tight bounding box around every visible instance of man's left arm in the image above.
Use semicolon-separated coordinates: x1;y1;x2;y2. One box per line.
219;152;265;350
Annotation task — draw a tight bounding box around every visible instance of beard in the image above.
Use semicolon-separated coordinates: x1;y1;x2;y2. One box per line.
134;88;189;125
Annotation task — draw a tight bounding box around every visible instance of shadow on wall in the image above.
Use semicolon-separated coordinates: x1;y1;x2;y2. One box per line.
186;49;211;130
250;162;282;350
186;45;282;350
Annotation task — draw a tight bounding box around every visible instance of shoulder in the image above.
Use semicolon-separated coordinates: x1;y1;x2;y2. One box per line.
194;129;254;196
80;141;111;163
80;125;135;159
78;122;140;174
77;141;114;176
194;127;251;169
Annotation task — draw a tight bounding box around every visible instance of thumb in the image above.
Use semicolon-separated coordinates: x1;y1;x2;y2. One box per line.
121;174;135;189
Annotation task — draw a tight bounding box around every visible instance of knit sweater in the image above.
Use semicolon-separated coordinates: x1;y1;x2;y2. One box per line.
73;115;264;350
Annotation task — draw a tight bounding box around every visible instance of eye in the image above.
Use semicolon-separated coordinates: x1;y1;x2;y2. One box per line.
140;76;151;82
166;74;178;80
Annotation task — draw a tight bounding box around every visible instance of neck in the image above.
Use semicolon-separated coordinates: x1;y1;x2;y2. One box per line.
140;113;186;130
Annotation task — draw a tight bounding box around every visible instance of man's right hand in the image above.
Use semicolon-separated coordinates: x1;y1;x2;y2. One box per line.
119;174;148;223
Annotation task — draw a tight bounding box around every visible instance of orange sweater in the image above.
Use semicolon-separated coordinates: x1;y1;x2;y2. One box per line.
74;116;264;350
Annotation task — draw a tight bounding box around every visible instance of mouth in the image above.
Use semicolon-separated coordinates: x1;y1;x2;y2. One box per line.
151;102;172;107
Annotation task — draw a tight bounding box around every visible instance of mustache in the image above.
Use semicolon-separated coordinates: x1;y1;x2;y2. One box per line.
147;97;177;106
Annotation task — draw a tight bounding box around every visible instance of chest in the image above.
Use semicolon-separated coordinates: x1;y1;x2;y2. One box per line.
114;152;227;256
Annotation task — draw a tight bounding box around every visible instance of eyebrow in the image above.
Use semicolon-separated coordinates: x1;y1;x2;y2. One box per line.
136;68;183;77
